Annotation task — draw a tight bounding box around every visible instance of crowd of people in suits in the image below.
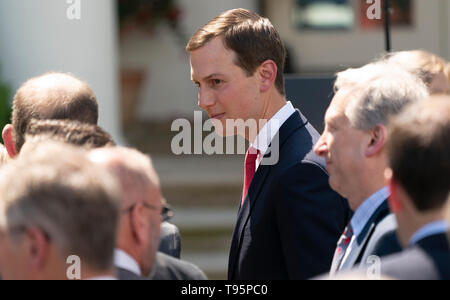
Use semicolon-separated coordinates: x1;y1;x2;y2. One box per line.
0;8;449;280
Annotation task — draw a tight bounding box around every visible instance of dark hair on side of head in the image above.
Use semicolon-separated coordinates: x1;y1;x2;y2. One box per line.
25;119;115;150
387;97;450;211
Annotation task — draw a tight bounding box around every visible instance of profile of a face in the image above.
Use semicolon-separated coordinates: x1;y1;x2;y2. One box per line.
190;37;261;138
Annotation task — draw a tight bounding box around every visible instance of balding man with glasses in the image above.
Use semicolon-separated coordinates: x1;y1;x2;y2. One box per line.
89;147;206;280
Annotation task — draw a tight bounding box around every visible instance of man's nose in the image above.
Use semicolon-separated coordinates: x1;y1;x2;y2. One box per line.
313;135;328;157
198;88;215;111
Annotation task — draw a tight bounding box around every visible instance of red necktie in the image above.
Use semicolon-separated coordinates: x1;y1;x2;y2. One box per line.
330;223;354;274
241;147;259;206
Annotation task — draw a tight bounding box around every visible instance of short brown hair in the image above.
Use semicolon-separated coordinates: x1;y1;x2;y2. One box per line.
12;72;98;152
24;119;115;150
186;8;286;95
387;96;450;211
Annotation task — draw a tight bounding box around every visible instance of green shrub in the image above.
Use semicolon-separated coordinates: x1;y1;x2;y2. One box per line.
0;73;12;144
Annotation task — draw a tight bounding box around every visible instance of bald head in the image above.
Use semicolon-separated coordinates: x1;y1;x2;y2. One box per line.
89;147;161;208
89;147;162;276
11;72;98;152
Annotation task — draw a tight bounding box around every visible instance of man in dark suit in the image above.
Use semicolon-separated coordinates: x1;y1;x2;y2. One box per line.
313;63;429;275
374;96;450;280
187;8;350;280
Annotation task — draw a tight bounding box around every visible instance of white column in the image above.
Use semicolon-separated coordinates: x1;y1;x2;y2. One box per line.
0;0;124;144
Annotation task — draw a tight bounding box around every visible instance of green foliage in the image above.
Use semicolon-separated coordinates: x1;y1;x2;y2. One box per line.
0;73;12;144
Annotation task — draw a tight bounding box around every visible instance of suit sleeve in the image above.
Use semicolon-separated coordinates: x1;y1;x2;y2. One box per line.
274;161;349;279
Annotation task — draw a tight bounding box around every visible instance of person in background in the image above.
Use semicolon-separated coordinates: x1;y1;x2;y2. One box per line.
374;96;450;280
314;63;428;276
21;119;115;153
89;147;207;280
383;50;450;95
2;72;98;159
0;142;120;280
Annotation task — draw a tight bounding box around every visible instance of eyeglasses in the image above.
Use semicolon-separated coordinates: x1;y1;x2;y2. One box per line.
123;201;174;223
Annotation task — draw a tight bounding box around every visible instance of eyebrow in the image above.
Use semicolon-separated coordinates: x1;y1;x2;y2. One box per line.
192;73;224;83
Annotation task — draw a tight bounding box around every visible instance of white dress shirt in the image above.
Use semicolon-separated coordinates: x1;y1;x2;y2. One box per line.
251;101;295;170
114;248;142;276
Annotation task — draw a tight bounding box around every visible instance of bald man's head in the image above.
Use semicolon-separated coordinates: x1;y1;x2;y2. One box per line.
11;72;98;152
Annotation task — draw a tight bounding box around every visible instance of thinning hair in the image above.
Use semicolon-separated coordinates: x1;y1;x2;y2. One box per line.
12;72;98;152
335;63;429;130
89;147;160;208
387;96;450;211
0;142;120;272
24;119;115;151
186;8;287;95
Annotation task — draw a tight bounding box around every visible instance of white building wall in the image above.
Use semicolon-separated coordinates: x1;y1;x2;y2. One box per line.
0;0;123;144
265;0;449;72
120;0;258;121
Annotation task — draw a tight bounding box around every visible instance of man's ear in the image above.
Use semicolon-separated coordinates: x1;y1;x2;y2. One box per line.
258;60;278;93
2;124;17;158
365;124;387;157
26;227;50;270
386;169;403;213
130;204;147;246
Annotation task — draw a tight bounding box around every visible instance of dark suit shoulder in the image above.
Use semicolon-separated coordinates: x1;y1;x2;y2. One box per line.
151;252;207;280
116;267;146;280
379;233;450;280
372;230;402;258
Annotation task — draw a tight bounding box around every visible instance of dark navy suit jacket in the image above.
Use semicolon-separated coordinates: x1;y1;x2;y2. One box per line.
379;232;450;280
228;110;351;280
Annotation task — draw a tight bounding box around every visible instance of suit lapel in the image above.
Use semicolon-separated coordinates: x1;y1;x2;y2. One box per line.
339;200;390;271
228;110;308;279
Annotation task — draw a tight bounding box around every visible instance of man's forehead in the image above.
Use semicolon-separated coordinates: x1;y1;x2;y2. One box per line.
326;90;352;120
190;38;238;80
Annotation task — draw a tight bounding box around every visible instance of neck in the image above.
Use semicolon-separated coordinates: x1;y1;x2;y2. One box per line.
246;91;286;142
348;167;387;211
397;208;446;248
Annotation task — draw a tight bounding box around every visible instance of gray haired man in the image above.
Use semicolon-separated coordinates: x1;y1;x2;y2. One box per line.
0;142;120;280
313;62;429;275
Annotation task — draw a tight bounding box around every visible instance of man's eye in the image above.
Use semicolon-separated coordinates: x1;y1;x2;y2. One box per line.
211;79;223;87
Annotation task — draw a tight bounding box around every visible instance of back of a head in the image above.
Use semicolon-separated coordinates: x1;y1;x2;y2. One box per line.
384;50;447;84
12;72;99;152
22;119;115;154
0;142;120;275
387;96;450;212
383;50;450;94
186;8;286;95
336;63;429;130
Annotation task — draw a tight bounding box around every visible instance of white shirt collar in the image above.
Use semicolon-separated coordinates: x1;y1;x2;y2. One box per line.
350;186;390;239
251;101;295;167
409;220;449;247
114;248;142;276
